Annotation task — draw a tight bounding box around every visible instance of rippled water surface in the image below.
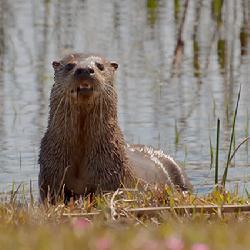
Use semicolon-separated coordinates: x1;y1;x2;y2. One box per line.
0;0;250;196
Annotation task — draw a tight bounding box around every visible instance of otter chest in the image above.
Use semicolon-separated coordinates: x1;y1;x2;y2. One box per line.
64;153;122;194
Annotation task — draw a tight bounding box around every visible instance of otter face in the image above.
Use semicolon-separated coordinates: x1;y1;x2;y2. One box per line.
52;53;118;103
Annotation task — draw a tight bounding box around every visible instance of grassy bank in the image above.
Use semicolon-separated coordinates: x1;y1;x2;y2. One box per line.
0;188;249;250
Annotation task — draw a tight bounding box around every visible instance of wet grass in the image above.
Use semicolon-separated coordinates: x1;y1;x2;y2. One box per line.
175;119;180;146
0;187;250;250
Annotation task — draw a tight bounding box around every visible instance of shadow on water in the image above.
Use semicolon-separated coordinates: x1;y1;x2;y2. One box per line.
0;0;249;196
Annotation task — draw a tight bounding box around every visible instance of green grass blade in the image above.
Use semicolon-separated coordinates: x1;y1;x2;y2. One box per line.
175;120;180;145
209;136;214;169
229;137;250;164
221;86;241;187
215;118;220;185
245;109;249;151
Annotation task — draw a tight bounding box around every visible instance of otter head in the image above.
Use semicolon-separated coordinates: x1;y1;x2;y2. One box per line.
51;53;118;105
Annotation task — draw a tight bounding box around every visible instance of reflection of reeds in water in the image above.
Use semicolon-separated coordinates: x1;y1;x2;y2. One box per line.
192;0;202;79
217;39;226;71
174;0;180;21
211;0;224;25
174;119;180;146
193;39;200;78
170;0;228;79
171;0;189;77
170;0;249;80
146;0;158;26
240;26;248;56
240;0;249;57
0;0;4;59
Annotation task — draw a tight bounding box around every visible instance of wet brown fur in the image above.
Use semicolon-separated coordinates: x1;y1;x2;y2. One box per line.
39;53;191;203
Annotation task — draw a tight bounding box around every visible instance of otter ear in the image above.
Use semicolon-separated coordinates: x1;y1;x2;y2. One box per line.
52;61;61;70
110;61;118;70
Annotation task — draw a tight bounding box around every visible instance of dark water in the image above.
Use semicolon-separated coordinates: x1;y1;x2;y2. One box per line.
0;0;250;196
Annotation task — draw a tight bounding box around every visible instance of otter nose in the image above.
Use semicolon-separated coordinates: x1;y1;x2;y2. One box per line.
74;67;94;78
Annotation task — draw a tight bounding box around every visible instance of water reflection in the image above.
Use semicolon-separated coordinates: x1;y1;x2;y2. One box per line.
0;0;249;196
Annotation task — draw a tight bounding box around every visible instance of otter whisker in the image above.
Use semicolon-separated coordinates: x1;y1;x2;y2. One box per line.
99;93;104;132
49;89;66;101
50;95;66;127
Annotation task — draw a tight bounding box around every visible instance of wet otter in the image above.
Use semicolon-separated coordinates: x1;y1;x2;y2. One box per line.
39;53;191;202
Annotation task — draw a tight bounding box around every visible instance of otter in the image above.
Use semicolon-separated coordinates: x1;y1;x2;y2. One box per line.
39;53;191;202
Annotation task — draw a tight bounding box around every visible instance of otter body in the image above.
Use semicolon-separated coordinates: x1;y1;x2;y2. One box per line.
39;53;191;202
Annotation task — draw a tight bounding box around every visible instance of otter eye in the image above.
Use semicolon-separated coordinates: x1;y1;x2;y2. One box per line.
110;61;118;70
65;63;76;71
52;61;61;69
95;62;104;71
